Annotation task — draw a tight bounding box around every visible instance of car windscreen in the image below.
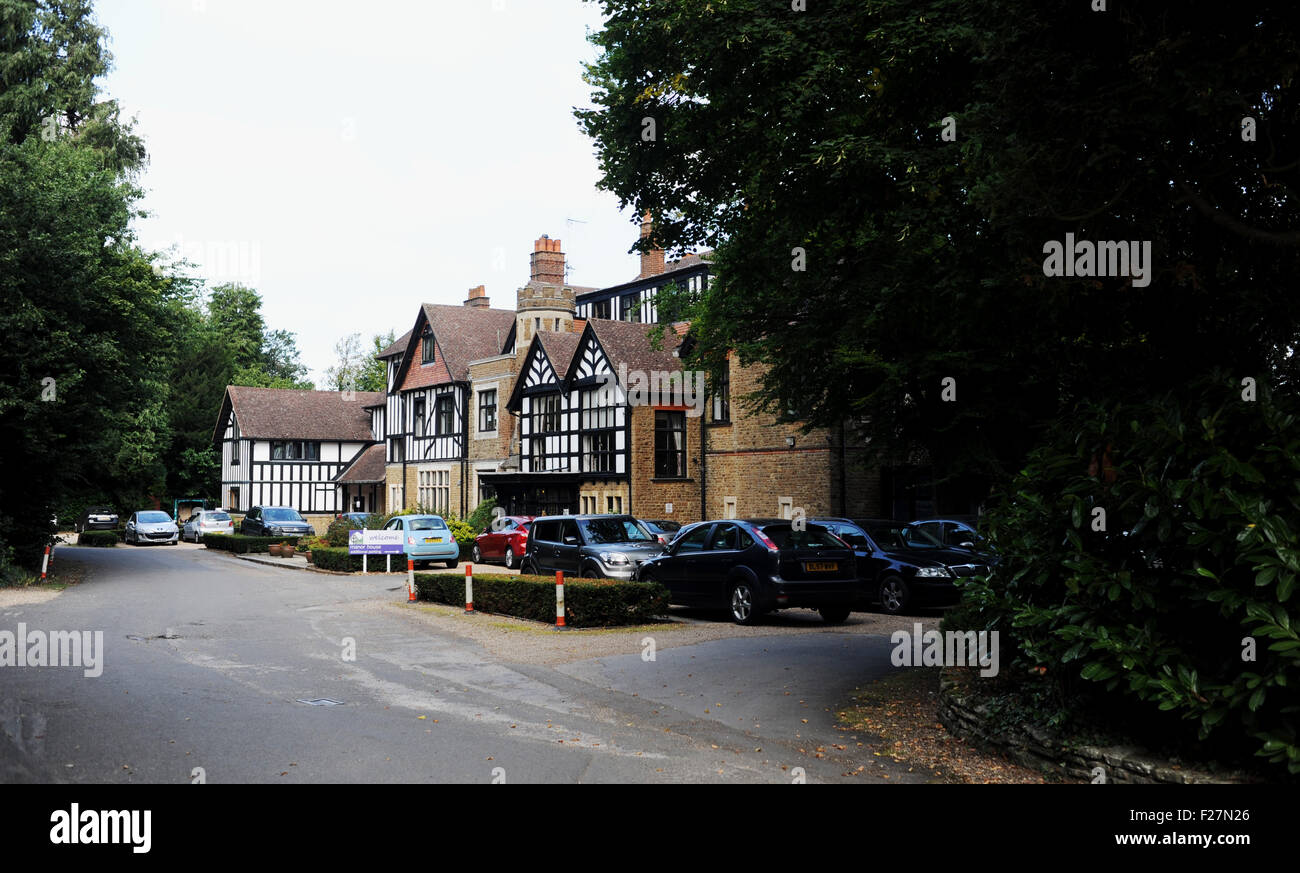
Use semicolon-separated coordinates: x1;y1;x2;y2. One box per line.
263;508;305;522
206;512;231;522
865;523;942;550
138;511;172;523
581;518;653;544
409;518;447;531
88;507;114;515
759;524;846;549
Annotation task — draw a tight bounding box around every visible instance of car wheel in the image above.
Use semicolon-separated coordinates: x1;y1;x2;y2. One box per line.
472;544;483;564
729;581;759;625
819;605;851;624
445;559;458;570
503;547;515;570
878;576;912;615
519;559;534;575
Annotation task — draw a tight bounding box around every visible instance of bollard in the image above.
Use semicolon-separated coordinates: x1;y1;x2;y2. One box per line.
40;546;50;580
407;558;416;602
465;563;474;613
555;569;567;630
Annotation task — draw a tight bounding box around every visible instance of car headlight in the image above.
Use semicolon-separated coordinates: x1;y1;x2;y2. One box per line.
600;552;630;565
916;566;950;578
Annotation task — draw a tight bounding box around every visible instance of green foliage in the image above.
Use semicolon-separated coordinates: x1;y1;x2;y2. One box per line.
958;375;1300;773
414;572;670;628
309;547;367;572
444;517;475;547
324;330;390;393
200;533;300;554
466;498;498;535
76;530;119;547
325;517;363;548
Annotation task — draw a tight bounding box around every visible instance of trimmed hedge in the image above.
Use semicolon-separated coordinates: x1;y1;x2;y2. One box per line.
77;530;119;547
414;572;669;628
309;547;454;572
201;533;301;554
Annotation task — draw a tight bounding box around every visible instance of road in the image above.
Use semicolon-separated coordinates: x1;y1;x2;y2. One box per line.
0;542;932;784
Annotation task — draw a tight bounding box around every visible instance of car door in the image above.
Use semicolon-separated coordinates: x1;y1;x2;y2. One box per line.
487;518;513;558
556;519;582;576
696;522;743;605
663;523;712;603
125;512;137;542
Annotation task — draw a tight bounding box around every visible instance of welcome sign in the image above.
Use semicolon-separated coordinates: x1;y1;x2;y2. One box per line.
347;529;404;555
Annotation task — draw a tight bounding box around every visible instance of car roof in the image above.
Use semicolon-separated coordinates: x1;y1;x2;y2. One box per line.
394;514;445;521
531;514;636;522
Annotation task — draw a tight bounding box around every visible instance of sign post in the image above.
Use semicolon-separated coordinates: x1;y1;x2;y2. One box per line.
348;530;405;581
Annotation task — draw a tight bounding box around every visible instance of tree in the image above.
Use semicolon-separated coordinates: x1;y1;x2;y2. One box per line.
206;283;312;389
577;0;1300;486
325;330;391;393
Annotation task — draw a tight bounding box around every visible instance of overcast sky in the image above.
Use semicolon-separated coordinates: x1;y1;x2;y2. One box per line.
96;0;642;384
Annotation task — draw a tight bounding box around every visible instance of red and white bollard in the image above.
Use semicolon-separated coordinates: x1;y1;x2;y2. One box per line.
40;546;50;580
555;570;567;630
465;563;474;613
407;558;416;602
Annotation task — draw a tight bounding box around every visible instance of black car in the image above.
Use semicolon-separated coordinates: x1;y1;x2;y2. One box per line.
520;515;665;580
905;517;997;564
637;519;858;625
77;506;119;533
240;506;315;538
813;517;991;615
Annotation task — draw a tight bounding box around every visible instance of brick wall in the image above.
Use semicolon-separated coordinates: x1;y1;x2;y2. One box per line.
628;404;705;524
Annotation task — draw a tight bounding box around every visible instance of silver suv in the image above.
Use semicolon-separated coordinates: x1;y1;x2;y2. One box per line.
521;515;665;579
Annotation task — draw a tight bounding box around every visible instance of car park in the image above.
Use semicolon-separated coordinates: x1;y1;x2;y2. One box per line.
637;519;858;625
814;517;992;615
124;511;180;546
520;515;664;579
383;514;459;568
471;515;533;569
182;509;235;542
639;519;682;545
77;506;119;533
240;506;315;538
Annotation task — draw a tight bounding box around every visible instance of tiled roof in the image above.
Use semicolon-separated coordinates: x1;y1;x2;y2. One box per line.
586;319;683;374
536;331;581;380
377;330;411;359
334;443;386;483
219;386;382;442
419;304;516;381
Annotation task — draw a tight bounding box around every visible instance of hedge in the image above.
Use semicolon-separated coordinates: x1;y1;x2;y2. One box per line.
77;530;119;547
200;533;301;554
413;572;669;628
309;547;455;572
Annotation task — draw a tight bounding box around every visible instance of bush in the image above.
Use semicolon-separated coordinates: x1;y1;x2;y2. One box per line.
201;533;301;554
957;374;1300;774
77;530;120;547
310;546;367;572
325;517;363;547
413;572;670;628
466;498;498;534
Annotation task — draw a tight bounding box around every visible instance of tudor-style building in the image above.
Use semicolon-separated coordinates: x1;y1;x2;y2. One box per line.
213;386;384;528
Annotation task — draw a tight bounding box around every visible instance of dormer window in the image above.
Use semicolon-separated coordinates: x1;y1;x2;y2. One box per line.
421;332;435;363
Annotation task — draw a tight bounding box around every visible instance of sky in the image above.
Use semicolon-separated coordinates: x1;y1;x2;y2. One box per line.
95;0;642;384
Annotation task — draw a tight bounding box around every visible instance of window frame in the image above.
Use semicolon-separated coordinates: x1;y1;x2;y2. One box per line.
654;410;687;479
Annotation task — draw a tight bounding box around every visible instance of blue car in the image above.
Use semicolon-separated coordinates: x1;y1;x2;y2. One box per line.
382;514;459;568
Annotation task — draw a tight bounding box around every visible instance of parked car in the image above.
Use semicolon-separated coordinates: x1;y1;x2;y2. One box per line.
124;510;179;546
640;519;683;545
182;509;235;542
382;514;459;569
471;515;533;569
637;519;858;625
240;506;315;538
813;517;992;615
520;515;664;580
336;512;373;526
77;506;119;533
905;516;997;564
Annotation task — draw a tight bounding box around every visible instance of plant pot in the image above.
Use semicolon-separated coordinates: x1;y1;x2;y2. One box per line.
269;544;283;557
281;546;295;559
304;551;313;564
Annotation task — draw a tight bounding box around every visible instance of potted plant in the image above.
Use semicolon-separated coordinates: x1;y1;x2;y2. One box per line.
269;543;283;557
280;540;295;558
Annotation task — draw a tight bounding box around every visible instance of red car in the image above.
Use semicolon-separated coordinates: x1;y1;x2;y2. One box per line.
471;516;534;569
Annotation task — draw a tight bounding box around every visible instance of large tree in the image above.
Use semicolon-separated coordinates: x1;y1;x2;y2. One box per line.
577;0;1300;485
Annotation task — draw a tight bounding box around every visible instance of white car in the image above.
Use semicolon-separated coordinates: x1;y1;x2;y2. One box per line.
124;511;180;546
182;509;235;542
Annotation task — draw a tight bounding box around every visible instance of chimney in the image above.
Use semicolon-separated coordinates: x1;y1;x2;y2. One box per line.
530;235;566;285
463;284;489;308
638;211;665;279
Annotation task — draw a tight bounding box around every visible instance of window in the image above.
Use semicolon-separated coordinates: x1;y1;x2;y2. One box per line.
590;299;611;320
270;441;320;461
388;484;402;512
654;411;686;478
675;524;711;553
560;518;580;544
580;496;593;514
530;393;561;472
435;395;454;435
389;437;404;462
421;333;435;363
231;421;240;464
620;293;640;322
712;359;730;423
413;397;426;437
710;523;742;551
478;389;497;433
778;497;793;519
418;469;450;514
477;471;495;505
723;497;737;519
606;495;622;514
581;388;617;473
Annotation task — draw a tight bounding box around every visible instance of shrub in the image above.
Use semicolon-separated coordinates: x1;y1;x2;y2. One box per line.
466;498;498;534
310;546;367;572
325;517;363;548
77;531;119;547
413;572;670;628
201;533;301;554
957;374;1300;774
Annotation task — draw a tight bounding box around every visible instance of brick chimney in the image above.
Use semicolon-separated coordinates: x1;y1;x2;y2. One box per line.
530;235;565;285
638;211;665;279
463;284;489;308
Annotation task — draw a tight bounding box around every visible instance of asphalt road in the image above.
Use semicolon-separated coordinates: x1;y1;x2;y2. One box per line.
0;542;926;784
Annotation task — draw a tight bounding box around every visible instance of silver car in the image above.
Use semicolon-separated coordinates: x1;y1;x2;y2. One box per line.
182;509;235;542
125;510;180;545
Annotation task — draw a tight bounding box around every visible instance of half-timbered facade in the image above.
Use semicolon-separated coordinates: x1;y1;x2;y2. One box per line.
213;386;383;526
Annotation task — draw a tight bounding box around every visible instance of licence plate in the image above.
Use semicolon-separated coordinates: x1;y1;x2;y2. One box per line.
424;537;443;543
804;561;838;572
